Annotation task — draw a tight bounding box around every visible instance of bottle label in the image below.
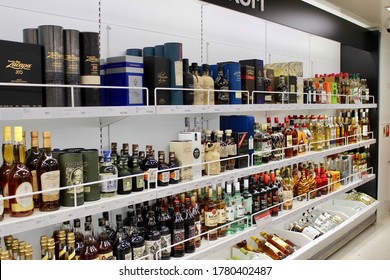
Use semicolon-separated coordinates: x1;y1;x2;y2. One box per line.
31;170;38;198
68;250;76;260
174;61;183;87
144;168;158;184
12;182;33;212
125;252;132;260
170;170;180;181
194;220;201;238
220;145;229;158
187;224;196;239
145;239;161;260
122;177;132;191
0;195;4;215
286;135;293;147
160;234;172;257
99;251;113;260
217;208;227;224
249;136;254;150
236;202;245;218
135;175;145;191
200;208;205;224
362;125;368;137
265;95;272;102
226;205;235;222
158;171;170;183
99;173;118;193
65;162;84;197
173;228;185;244
228;144;237;156
283;190;293;208
243;198;252;215
205;209;218;227
132;245;146;260
41;170;60;202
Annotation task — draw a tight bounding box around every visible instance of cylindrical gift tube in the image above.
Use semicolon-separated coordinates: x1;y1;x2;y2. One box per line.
38;25;66;107
164;42;183;105
64;29;81;107
126;48;142;57
23;28;38;44
143;47;155;57
59;152;84;207
155;45;164;57
79;32;100;106
81;149;100;202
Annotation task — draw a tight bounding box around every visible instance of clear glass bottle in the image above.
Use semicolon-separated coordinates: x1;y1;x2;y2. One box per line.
282;167;294;210
8;126;34;217
37;132;60;211
224;183;236;235
233;181;245;231
242;178;252;227
24;131;41;208
99;150;118;198
360;110;370;141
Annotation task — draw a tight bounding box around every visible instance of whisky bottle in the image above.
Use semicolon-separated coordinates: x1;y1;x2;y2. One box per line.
184;198;196;253
282;168;294;211
171;200;185;257
190;196;201;247
67;232;76;260
263;69;273;104
202;64;215;105
47;238;56;260
113;215;132;260
24;131;41;208
157;205;171;260
270;171;279;217
284;119;293;158
242;178;252;226
217;131;228;173
216;186;227;237
130;216;146;260
97;217;113;260
276;75;289;104
99;150;118;197
80;223;99;260
36;132;60;212
145;210;161;260
308;79;316;104
233;181;245;231
214;64;229;105
260;231;295;255
250;236;286;260
168;152;180;184
183;58;195;105
8;126;34;217
225;129;237;170
0;127;13;216
191;63;204;105
157;151;170;187
0;178;3;221
116;156;132;195
140;145;158;189
204;187;218;240
204;130;221;175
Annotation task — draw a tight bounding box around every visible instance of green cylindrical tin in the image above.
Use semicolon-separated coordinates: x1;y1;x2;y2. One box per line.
59;152;84;207
81;149;100;202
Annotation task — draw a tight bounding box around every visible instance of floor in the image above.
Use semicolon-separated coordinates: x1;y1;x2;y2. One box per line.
327;208;390;260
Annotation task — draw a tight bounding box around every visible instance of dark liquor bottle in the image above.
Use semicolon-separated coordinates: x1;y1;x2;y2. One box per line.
145;210;161;260
99;150;118;198
204;187;218;240
140;145;158;189
8;126;34;217
113;216;132;260
130;153;145;192
157;151;170;187
303;80;309;104
263;69;273;104
250;175;261;216
259;175;268;211
216;186;227;237
57;230;67;260
36;132;60;212
184;198;196;253
276;76;289;104
183;58;194;105
130;216;146;260
136;205;147;239
171;200;185;257
225;129;237;170
0;126;13;216
157;204;171;260
168;152;180;184
117;157;132;195
270;171;279;217
24;131;41;208
97;218;113;260
102;212;116;246
217;130;228;173
191;195;202;247
67;232;76;260
80;223;99;260
309;80;316;104
73;218;84;260
214;64;229;105
110;142;119;162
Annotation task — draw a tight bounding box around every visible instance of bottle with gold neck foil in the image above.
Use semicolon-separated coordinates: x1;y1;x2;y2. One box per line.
0;126;14;215
8;126;34;217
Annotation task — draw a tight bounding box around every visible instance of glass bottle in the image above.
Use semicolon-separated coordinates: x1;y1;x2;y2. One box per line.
8;126;34;217
270;171;279;217
225;129;237;170
191;63;204;105
130;216;146;260
157;151;170;187
317;79;327;104
250;236;286;260
57;230;67;260
157;205;171;260
233;181;245;231
283;119;293;158
250;175;261;217
130;153;145;192
202;64;215;105
204;187;218;240
282;167;294;210
144;210;161;260
276;75;288;104
113;216;132;260
216;185;227;237
184;198;196;253
214;64;229;105
47;238;56;260
217;131;228;172
260;231;295;256
263;69;273;104
140;145;158;189
99;150;118;198
171;200;185;257
24;131;41;208
224;183;236;234
360;110;370;141
168;151;180;184
242;178;252;226
67;232;76;260
320;163;329;195
36;132;60;211
117;157;132;195
324;116;331;150
308;79;316;104
110;142;119;163
183;58;194;105
80;223;99;260
204;130;220;175
97;217;113;260
73;219;84;260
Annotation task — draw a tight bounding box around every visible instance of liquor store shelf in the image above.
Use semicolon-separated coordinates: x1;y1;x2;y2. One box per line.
0;138;376;237
181;174;376;260
0;103;378;121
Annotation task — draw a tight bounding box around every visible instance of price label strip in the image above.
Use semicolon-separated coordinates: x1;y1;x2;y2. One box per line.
254;210;272;228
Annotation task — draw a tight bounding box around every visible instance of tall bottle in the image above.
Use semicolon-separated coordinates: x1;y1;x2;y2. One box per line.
242;178;252;226
216;185;227;237
168;152;180;184
190;195;202;247
270;171;279;217
36;132;60;212
183;58;194;105
0;126;13;216
360;110;370;141
233;181;245;231
157;151;170;187
184;198;196;253
130;216;146;260
130;151;145;192
225;129;237;170
144;210;161;260
202;64;215;105
157;205;171;260
191;63;204;105
140;145;158;189
24;131;41;208
80;222;99;260
8;126;34;217
67;232;76;260
113;216;132;260
97;217;113;260
117;157;132;195
282;168;294;211
263;69;273;104
99;150;118;198
204;187;218;240
217;131;228;173
214;64;229;105
171;200;185;257
73;218;84;260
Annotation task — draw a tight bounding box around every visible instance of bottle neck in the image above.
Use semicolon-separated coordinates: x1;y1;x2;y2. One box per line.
13;142;26;164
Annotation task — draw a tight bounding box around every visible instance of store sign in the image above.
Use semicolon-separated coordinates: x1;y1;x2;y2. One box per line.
202;0;264;11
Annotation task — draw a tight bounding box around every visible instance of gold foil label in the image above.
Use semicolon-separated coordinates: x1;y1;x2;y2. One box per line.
6;60;32;74
85;56;100;63
47;52;64;60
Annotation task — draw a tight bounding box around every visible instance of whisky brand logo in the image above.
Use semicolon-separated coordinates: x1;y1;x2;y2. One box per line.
157;72;169;84
85;56;100;63
65;54;80;62
47;52;64;60
6;60;32;71
228;0;260;9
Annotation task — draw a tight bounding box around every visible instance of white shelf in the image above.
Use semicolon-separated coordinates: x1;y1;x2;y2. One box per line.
180;174;376;260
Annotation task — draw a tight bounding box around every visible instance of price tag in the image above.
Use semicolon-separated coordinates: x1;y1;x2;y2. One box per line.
254;210;272;228
352;96;362;104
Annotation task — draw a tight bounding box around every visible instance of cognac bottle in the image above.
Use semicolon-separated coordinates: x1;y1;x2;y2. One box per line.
24;131;41;208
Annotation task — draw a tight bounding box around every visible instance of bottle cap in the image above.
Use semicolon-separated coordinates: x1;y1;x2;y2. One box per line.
13;126;23;142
